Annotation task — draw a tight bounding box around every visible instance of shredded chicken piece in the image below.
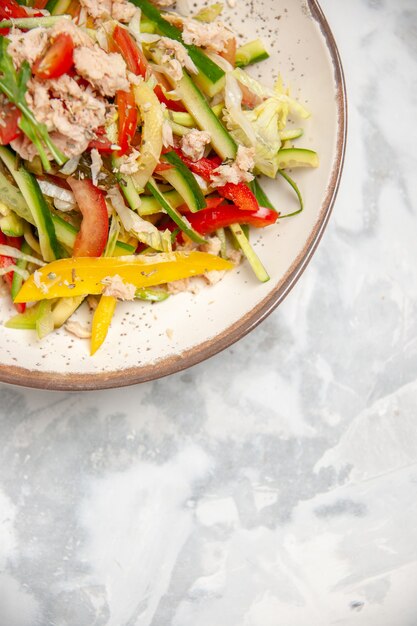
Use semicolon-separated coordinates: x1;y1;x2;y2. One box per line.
11;75;107;160
74;45;129;97
211;146;256;186
156;37;197;81
79;0;112;19
162;120;174;148
227;249;242;265
203;270;226;285
112;0;137;22
7;28;49;70
65;320;92;339
181;19;234;54
116;149;141;175
90;148;103;186
181;129;211;161
50;18;94;48
199;236;221;257
167;277;200;295
101;275;137;300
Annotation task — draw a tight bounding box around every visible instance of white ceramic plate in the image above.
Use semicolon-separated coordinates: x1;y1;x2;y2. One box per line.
0;0;346;390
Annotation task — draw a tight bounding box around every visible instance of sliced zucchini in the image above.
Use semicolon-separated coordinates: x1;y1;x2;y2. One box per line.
229;223;269;283
277;148;319;169
146;178;205;244
160;151;206;213
235;39;270;67
0;147;59;262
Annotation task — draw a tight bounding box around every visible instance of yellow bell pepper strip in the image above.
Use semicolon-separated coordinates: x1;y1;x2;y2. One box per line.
90;295;117;356
130;82;163;194
14;252;233;303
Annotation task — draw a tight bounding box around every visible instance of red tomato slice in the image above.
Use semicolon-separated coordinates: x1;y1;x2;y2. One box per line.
113;26;187;112
113;25;148;77
116;89;138;157
0;101;21;145
0;0;27;19
33;33;74;80
67;178;109;257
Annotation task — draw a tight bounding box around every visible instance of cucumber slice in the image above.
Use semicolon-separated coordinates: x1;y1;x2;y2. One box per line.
140;18;156;33
131;0;225;88
45;0;71;15
0;212;24;237
175;72;237;161
276;148;319;169
279;128;304;141
139;190;183;215
229;223;269;283
194;71;225;99
0;147;59;262
235;39;270;67
11;240;31;302
135;288;169;302
161;151;206;213
249;179;276;212
52;296;84;328
146;178;205;244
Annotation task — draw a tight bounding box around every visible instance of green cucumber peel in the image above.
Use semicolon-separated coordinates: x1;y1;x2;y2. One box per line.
0;16;69;29
161;151;206;212
146;178;205;244
249;179;277;212
0;147;59;261
277;170;304;218
130;0;225;84
229;223;269;283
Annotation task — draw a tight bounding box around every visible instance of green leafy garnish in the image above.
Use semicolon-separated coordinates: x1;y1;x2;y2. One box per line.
0;38;67;171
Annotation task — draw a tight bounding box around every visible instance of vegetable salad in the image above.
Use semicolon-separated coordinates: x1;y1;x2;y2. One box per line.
0;0;318;354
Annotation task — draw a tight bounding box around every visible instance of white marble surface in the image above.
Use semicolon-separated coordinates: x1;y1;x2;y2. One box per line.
1;1;417;624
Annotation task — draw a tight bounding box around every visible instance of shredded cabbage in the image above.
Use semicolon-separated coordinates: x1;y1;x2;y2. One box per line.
107;187;171;253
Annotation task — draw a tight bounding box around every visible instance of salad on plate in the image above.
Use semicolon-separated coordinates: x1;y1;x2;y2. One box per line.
0;0;318;354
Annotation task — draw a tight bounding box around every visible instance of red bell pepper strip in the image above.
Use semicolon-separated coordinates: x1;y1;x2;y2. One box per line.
177;195;224;213
173;150;222;180
215;181;259;212
88;137;114;153
112;25;187;112
67;178;109;257
0;101;21;145
0;0;27;19
0;232;26;313
186;204;278;235
33;0;49;8
174;149;259;211
0;0;27;34
32;33;74;80
116;89;138;157
88;126;115;153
